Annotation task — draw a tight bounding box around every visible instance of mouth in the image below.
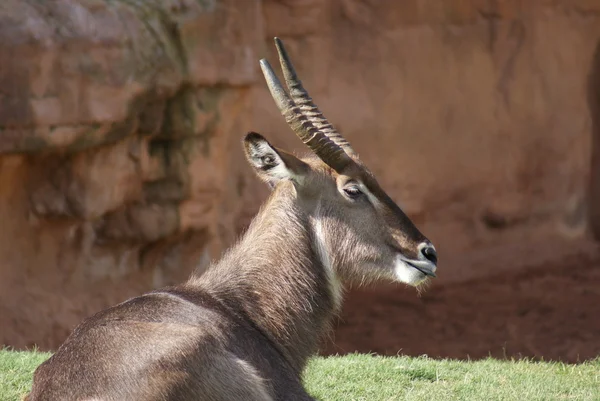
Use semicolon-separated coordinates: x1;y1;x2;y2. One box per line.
405;261;437;278
394;255;437;286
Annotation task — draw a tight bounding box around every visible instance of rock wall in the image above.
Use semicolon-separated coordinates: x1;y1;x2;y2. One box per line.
1;0;600;350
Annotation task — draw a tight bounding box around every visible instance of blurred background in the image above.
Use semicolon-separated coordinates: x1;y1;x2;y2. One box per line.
1;0;599;363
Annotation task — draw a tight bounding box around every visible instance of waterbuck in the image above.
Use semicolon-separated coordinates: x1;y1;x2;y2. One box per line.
26;38;438;401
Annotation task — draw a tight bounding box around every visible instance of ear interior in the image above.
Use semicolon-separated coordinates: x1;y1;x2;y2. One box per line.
243;132;308;187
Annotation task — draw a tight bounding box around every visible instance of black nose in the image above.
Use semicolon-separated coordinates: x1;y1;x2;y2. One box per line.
421;246;438;265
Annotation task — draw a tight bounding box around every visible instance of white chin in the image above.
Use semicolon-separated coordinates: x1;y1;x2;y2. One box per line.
394;258;428;286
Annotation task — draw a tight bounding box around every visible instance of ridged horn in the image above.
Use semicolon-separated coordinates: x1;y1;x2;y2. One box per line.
273;37;357;157
259;58;352;172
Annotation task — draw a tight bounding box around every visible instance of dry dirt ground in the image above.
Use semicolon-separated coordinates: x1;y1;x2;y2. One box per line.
322;240;600;363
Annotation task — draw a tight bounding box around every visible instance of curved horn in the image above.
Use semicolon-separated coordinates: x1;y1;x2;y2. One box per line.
259;58;352;172
273;37;357;158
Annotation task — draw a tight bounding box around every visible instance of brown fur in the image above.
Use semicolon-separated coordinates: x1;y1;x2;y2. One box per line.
27;40;437;399
27;135;435;400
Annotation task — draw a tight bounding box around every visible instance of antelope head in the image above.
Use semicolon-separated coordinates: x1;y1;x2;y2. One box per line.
244;38;437;289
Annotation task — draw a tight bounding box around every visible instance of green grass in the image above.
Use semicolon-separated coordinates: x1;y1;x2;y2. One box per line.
0;349;51;401
1;349;599;400
305;354;600;401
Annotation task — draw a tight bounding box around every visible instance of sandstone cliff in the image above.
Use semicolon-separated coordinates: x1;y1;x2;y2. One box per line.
1;0;599;350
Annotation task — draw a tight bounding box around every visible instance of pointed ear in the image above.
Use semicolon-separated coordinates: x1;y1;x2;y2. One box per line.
243;132;310;188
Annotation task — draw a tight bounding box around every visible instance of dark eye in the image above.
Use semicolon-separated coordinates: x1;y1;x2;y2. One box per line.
343;185;362;199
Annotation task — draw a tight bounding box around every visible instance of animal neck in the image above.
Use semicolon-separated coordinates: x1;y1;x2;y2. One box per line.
190;182;342;372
